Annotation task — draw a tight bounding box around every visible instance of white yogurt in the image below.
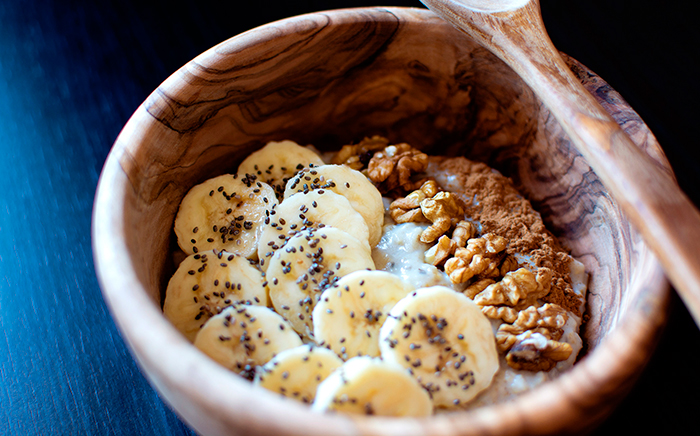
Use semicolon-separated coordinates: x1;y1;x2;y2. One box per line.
372;222;454;290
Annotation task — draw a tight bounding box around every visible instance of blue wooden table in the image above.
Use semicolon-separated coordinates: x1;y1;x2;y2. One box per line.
1;1;698;434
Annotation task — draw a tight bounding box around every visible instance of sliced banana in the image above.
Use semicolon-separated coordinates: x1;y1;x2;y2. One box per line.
173;173;278;259
193;304;302;379
237;140;326;200
311;356;433;417
283;164;384;247
378;286;499;409
267;227;376;340
312;270;415;359
253;344;343;404
163;249;269;342
257;190;371;268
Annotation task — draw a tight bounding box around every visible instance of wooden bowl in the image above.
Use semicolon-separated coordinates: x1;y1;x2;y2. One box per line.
92;7;671;436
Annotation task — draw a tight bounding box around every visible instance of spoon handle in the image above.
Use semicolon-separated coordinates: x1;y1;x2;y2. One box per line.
423;0;700;326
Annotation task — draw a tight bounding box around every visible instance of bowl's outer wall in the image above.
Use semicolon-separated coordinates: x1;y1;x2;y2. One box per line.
93;7;670;436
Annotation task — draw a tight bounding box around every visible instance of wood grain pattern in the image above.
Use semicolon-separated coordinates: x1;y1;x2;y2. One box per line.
92;7;670;436
421;0;700;327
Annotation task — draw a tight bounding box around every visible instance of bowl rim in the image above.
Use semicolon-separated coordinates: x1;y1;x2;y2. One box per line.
92;6;671;436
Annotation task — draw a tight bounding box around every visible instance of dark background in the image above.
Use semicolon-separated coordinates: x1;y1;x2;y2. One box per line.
1;0;698;434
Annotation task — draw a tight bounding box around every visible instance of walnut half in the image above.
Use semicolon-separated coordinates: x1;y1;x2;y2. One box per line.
473;267;552;308
505;331;573;372
389;180;466;244
389;180;438;224
367;143;428;194
332;136;389;170
443;233;507;284
424;220;476;266
495;303;572;371
419;191;464;244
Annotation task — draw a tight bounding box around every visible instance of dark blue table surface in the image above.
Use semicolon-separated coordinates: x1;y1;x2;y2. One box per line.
2;1;699;434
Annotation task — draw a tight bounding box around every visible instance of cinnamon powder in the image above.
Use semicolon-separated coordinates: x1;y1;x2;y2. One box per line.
429;156;582;317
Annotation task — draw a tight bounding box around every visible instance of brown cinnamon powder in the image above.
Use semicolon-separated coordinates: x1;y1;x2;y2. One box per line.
428;156;582;317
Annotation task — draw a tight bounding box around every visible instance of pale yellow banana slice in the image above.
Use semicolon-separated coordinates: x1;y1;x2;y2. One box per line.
267;227;376;340
312;270;415;359
283;164;384;247
253;344;343;404
237;140;325;200
173;174;278;259
378;286;499;409
163;249;269;342
311;356;433;417
257;190;371;269
193;304;302;379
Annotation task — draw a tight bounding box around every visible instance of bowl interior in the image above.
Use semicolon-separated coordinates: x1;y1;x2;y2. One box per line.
93;7;670;436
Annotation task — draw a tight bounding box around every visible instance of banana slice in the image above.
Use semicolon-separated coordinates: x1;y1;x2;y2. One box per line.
257;190;371;268
173;173;278;259
312;270;415;359
267;227;376;340
311;356;433;417
378;286;498;409
254;344;343;404
193;304;303;379
163;249;269;342
283;164;384;247
237;140;326;200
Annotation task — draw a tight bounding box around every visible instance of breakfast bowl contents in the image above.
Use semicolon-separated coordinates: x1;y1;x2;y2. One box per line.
162;138;589;413
92;7;671;436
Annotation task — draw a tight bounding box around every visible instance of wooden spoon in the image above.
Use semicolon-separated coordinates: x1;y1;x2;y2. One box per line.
421;0;700;327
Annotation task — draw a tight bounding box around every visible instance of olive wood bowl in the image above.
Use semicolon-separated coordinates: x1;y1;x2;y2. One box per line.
92;7;671;436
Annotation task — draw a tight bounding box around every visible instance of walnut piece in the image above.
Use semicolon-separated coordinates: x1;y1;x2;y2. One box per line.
480;305;519;323
332;136;389;170
419;191;464;243
451;220;475;247
424;235;453;266
390;180;466;244
463;277;495;299
496;303;568;351
443;233;507;283
495;303;572;371
504;331;573;372
499;255;519;276
473;267;552;307
474;267;550;323
389;180;438;224
424;220;476;266
367;143;428;194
